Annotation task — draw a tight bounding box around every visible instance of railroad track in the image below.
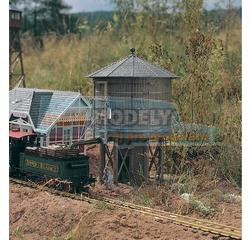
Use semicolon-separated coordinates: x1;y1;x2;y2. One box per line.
10;177;242;239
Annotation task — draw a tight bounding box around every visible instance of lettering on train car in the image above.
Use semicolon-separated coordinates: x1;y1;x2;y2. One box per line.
25;159;59;173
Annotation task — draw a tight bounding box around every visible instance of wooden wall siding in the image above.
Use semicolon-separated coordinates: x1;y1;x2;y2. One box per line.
93;77;173;139
94;77;172;102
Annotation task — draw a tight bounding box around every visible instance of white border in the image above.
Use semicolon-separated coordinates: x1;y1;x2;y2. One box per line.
0;1;9;240
0;1;246;240
242;0;249;239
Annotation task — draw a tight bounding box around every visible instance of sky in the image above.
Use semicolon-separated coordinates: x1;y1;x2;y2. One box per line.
64;0;242;13
64;0;115;12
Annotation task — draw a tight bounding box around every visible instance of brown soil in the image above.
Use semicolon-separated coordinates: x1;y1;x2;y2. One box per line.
10;183;92;240
10;145;241;239
10;182;240;240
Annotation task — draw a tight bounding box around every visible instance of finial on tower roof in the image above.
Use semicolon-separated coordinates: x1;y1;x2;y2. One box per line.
130;48;136;55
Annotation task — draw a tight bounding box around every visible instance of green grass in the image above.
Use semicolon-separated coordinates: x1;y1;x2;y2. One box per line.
13;227;27;240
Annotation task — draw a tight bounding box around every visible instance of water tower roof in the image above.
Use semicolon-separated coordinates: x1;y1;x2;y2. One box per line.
88;50;179;79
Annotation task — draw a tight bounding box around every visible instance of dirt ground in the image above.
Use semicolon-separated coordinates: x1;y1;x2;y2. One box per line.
10;182;240;240
87;145;242;229
10;183;91;240
10;146;241;240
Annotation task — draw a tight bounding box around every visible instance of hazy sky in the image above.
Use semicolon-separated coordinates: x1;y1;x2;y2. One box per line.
64;0;115;12
64;0;242;13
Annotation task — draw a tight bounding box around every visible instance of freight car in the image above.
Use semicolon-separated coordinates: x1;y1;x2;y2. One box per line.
9;134;96;192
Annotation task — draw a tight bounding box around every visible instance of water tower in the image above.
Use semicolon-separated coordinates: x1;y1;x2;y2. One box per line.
9;4;26;89
88;49;179;183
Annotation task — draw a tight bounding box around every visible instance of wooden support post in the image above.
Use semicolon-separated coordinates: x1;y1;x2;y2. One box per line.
113;142;119;184
149;144;161;177
159;140;164;183
117;148;130;179
156;145;161;178
143;145;149;182
169;138;172;175
93;83;95;138
148;145;154;172
104;144;114;168
99;141;105;181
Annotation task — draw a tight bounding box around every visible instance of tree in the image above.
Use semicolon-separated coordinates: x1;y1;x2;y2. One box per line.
37;0;71;35
11;0;72;47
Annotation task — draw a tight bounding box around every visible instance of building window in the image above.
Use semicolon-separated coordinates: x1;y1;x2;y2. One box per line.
63;128;71;145
37;137;40;146
57;128;63;144
95;82;106;97
79;126;85;139
73;127;78;140
11;12;20;20
49;128;56;144
43;137;47;147
11;12;15;20
15;12;20;20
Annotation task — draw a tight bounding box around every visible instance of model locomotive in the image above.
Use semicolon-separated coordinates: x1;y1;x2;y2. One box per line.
9;134;96;192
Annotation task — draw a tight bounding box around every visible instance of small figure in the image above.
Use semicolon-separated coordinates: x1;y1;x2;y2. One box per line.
102;167;108;184
102;167;114;191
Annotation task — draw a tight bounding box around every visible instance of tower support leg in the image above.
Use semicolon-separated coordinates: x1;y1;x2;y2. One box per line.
99;141;105;181
158;140;164;183
113;142;119;184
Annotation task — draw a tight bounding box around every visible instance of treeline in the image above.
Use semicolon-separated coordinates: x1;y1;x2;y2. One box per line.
12;0;241;48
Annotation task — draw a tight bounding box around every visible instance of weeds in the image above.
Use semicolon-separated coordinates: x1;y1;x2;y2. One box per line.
189;198;215;216
222;193;241;204
141;191;152;207
180;192;215;216
95;200;112;210
13;227;27;240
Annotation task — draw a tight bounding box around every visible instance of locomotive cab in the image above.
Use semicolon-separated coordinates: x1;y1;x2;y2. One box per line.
9;129;37;175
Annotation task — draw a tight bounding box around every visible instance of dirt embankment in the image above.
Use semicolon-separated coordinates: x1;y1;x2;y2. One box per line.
10;183;92;240
10;183;239;240
10;146;241;240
